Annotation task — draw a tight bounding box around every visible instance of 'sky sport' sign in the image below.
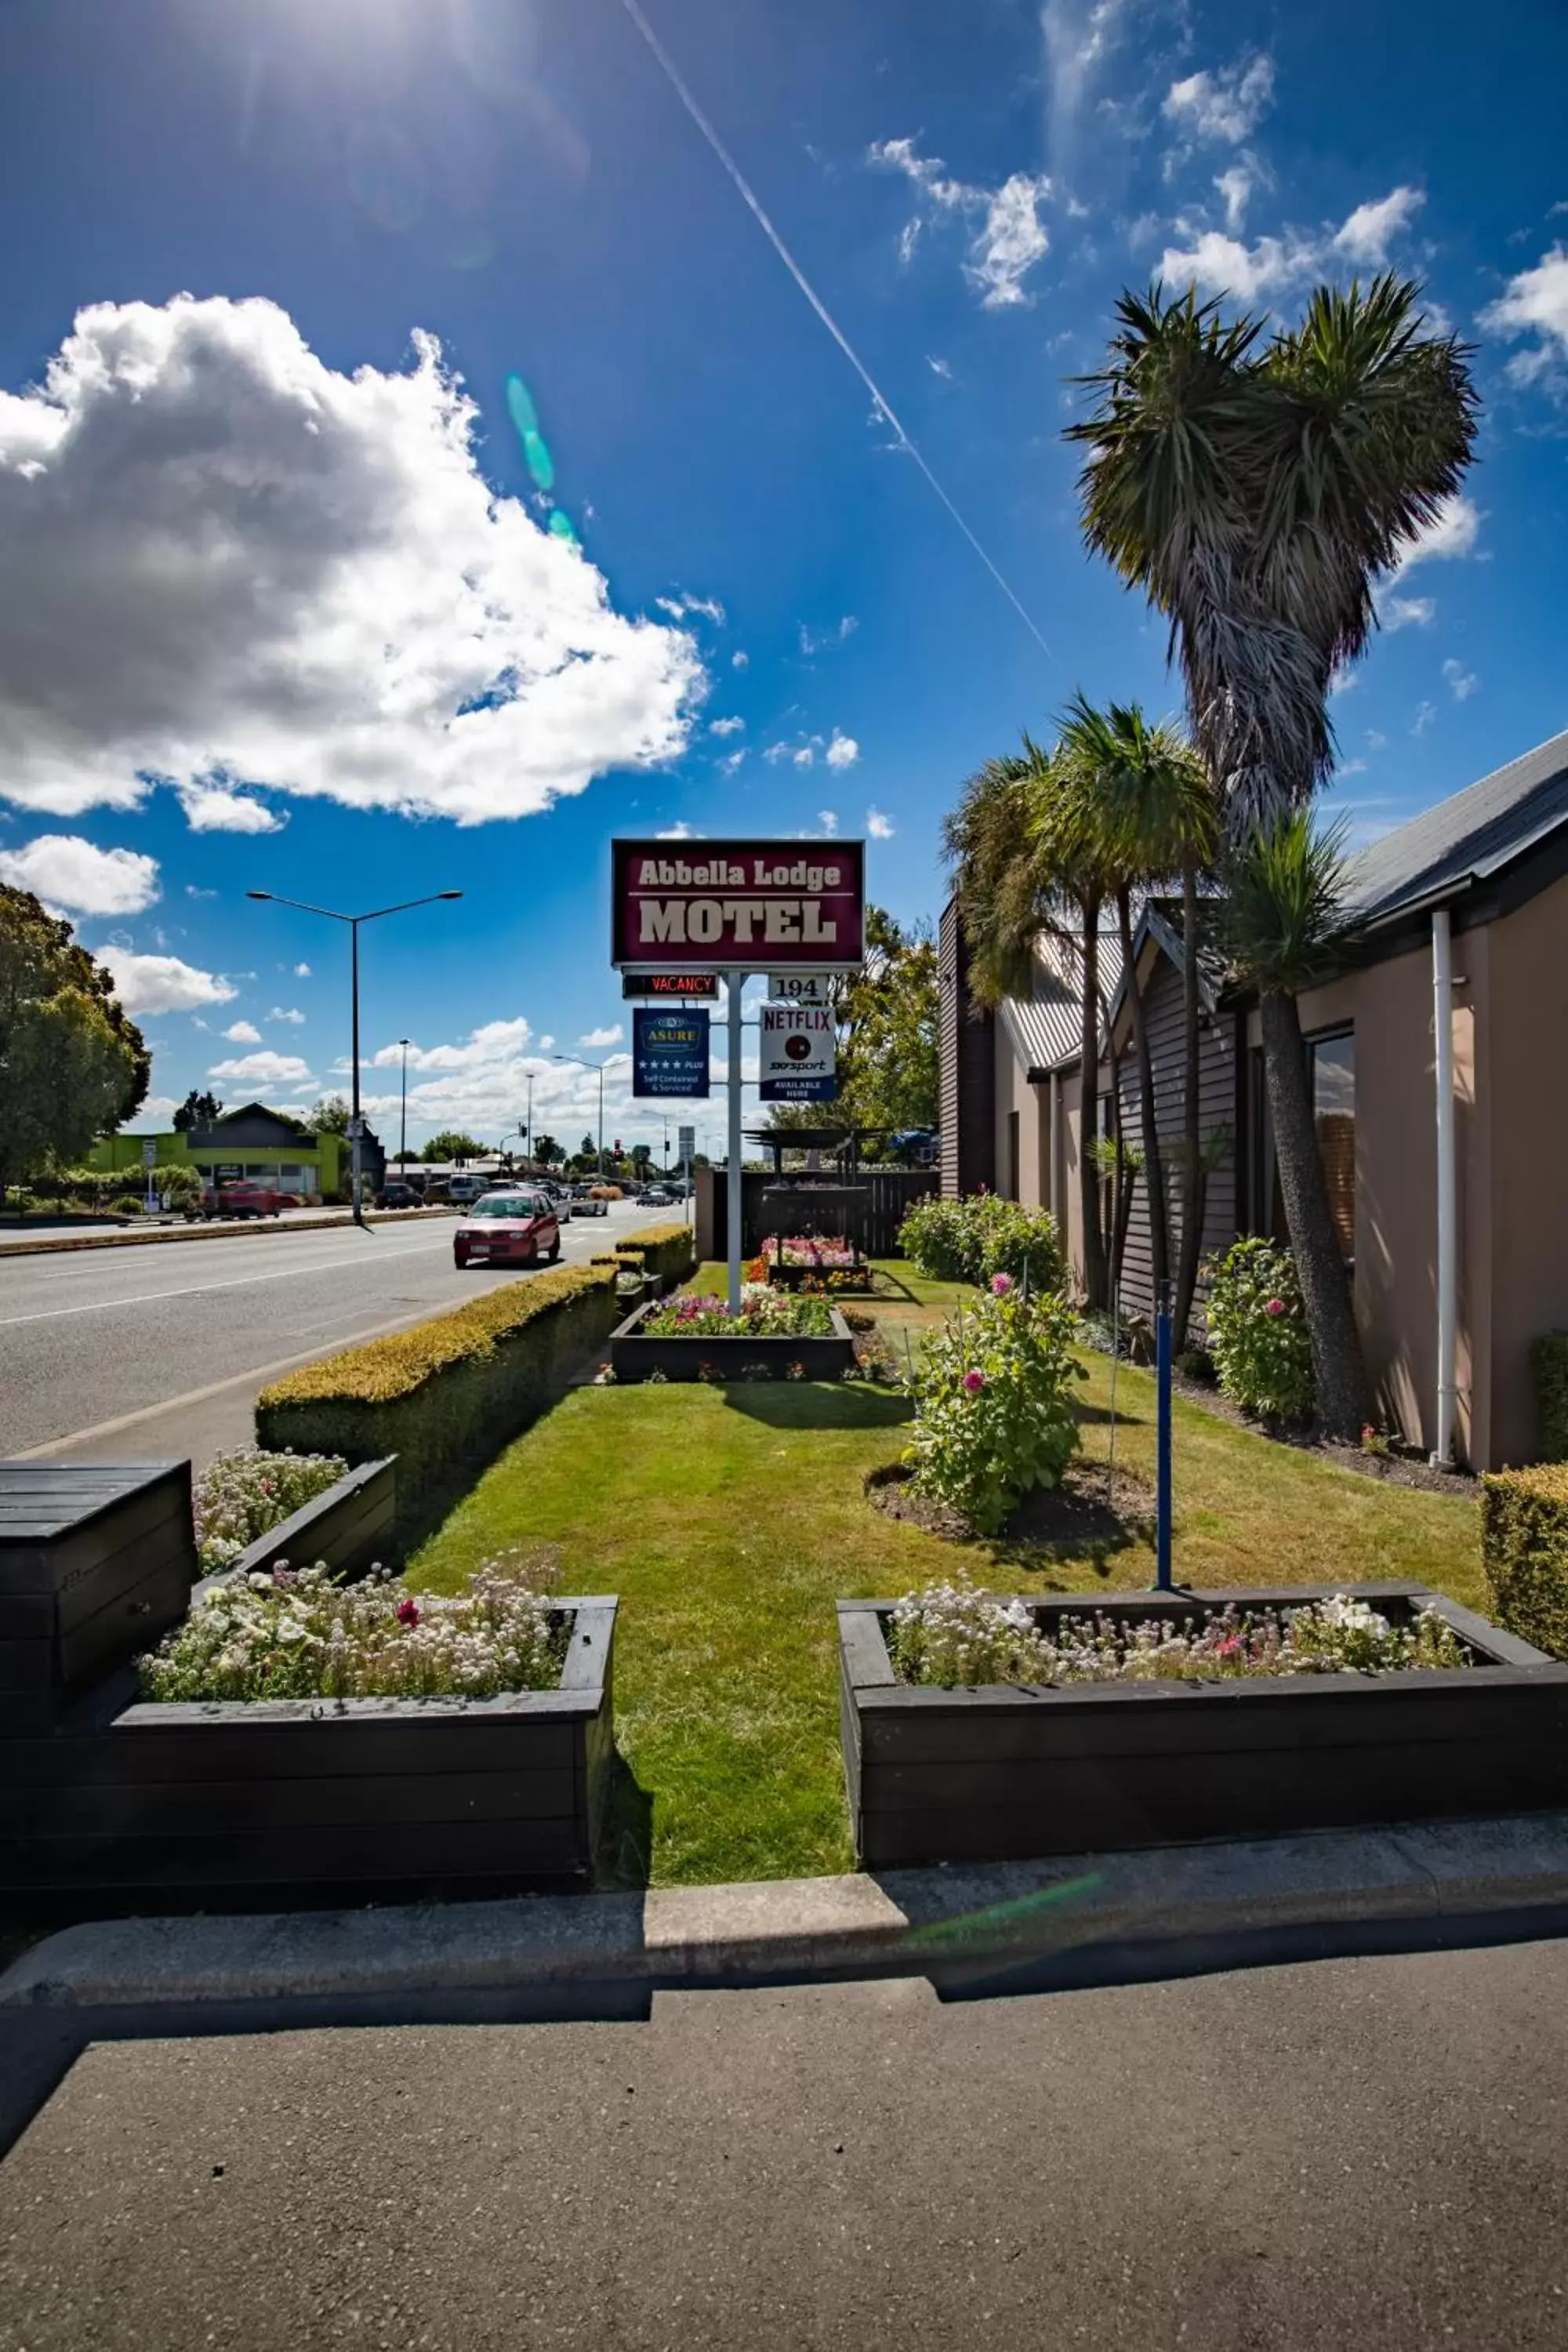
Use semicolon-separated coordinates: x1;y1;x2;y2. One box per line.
612;840;865;971
759;1003;837;1102
632;1007;710;1098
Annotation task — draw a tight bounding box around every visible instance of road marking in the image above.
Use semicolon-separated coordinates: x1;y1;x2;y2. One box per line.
0;1235;456;1328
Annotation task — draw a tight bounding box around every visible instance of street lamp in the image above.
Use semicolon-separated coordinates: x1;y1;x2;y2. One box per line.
397;1039;411;1175
553;1054;607;1181
245;890;462;1225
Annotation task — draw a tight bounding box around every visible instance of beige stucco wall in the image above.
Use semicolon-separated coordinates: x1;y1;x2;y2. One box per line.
993;1027;1047;1205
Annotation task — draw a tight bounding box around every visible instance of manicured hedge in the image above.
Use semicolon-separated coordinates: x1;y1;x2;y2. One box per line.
256;1264;619;1515
1483;1463;1568;1660
615;1221;697;1287
1532;1333;1568;1463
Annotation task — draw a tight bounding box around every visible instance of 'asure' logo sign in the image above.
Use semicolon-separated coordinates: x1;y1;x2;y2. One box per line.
612;838;866;971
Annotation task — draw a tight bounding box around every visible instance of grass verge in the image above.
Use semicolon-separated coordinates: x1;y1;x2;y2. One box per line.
408;1261;1483;1889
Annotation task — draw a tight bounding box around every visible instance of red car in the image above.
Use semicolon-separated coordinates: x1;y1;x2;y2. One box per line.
212;1180;284;1220
452;1189;562;1271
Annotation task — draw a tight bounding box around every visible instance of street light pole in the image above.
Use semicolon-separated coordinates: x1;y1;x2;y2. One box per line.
397;1039;410;1175
245;889;462;1227
552;1054;608;1184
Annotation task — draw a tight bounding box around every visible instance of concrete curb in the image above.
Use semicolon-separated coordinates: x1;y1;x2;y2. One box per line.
6;1811;1568;2012
0;1208;453;1260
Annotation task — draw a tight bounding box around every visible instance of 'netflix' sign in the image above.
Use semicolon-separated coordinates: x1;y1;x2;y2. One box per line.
612;839;865;971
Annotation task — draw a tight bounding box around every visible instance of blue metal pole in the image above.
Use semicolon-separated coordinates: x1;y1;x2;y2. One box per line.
1156;1279;1174;1592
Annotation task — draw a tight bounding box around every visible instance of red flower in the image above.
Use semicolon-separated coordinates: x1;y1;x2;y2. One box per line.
396;1597;420;1627
1264;1297;1287;1317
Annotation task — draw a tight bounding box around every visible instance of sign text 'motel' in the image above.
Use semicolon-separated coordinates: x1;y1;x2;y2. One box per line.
612;840;865;971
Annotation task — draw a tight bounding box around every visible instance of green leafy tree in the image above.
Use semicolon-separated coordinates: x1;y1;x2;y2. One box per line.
0;887;150;1201
1068;274;1476;1433
309;1094;350;1135
837;907;939;1135
173;1088;223;1132
421;1130;485;1163
532;1133;563;1167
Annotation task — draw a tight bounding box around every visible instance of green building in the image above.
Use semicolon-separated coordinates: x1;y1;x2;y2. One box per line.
91;1103;380;1202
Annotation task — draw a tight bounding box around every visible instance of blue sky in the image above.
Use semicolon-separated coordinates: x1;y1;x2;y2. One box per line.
1;0;1565;1152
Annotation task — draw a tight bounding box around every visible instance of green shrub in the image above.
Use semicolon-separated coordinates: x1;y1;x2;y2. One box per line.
1482;1463;1568;1660
898;1192;1065;1294
1532;1334;1568;1463
109;1193;145;1217
904;1280;1086;1534
256;1264;619;1516
1204;1236;1316;1424
154;1163;205;1207
606;1221;695;1290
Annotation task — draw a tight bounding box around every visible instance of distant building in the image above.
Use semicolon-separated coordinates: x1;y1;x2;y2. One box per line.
91;1102;384;1203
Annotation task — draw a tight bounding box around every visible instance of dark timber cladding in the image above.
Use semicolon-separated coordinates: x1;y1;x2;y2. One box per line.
1112;949;1238;1330
938;898;995;1198
1;1599;618;1899
838;1589;1568;1868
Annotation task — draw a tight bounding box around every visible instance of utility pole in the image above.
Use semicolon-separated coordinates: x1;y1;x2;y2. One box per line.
397;1038;410;1174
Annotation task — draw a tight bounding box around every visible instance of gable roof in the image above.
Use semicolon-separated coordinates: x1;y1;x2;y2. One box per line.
1345;728;1568;927
1000;927;1124;1077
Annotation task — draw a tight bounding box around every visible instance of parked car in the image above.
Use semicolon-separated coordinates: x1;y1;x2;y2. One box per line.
445;1173;488;1207
452;1190;562;1270
211;1180;283;1220
570;1189;608;1217
375;1181;423;1210
641;1187;676;1207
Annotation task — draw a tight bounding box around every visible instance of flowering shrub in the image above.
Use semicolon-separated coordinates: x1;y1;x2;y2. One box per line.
760;1235;858;1270
1203;1236;1316;1423
641;1283;835;1339
904;1287;1085;1533
140;1554;564;1703
898;1192;1065;1294
889;1580;1471;1689
191;1446;350;1573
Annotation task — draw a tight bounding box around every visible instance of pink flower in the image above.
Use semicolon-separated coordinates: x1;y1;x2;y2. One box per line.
990;1272;1014;1296
396;1598;420;1627
1265;1297;1287;1317
963;1369;986;1394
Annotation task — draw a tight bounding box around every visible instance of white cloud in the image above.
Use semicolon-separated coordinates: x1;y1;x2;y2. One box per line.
185;884;216;900
1479;245;1568;383
1163;55;1275;145
1214;167;1253;232
798;615;858;656
824;728;860;771
222;1020;261;1044
1338;759;1368;775
657;821;703;838
763;742;789;765
1411;701;1437;738
124;1096;180;1129
1158;228;1305;302
207;1049;314;1084
292;961;311;978
1382;595;1436;630
1040;0;1135;171
1333;186;1425;264
176;782;287;833
709;715;745;737
268;1004;306;1024
1391;494;1482;575
793;746;815;768
0;296;702;824
354;1016;700;1139
927;354;953;379
1330;666;1359;696
1367;730;1388;751
717;750;746;776
1443;658;1479;701
579;1024;623;1049
867;140;1051;309
817;809;840;835
866;808;895;839
97;949;236;1014
655;591;725;626
0;833;159;915
731;650;749;670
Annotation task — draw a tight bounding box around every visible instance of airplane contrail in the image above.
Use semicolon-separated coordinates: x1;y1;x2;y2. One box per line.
618;0;1059;668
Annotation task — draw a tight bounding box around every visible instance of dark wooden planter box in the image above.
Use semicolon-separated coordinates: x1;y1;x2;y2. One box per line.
2;1599;616;1902
218;1457;397;1588
839;1584;1568;1868
609;1300;856;1382
1;1462;196;1737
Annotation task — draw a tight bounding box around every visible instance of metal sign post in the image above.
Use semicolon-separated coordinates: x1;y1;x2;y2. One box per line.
1155;1280;1174;1592
727;971;745;1312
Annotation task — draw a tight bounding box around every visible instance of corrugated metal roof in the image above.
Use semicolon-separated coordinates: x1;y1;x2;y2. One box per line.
999;929;1123;1076
1345;728;1568;924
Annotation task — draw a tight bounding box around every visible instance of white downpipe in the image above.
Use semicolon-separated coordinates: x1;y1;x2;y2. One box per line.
1432;909;1458;1466
727;970;745;1314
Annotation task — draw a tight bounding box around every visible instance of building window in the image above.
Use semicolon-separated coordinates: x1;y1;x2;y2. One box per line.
1006;1110;1021;1202
1309;1030;1356;1259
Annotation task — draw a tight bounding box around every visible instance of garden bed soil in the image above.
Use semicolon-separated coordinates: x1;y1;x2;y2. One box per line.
866;1459;1155;1549
839;1584;1568;1867
1168;1368;1477;1495
609;1300;856;1383
0;1596;617;1904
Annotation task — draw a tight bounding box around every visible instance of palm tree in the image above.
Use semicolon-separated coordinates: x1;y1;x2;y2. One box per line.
1067;274;1477;1435
1057;695;1218;1331
943;739;1112;1308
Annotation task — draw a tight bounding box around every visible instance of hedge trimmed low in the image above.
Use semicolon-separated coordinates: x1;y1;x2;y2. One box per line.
614;1222;696;1288
1532;1333;1568;1463
256;1264;618;1516
1483;1463;1568;1660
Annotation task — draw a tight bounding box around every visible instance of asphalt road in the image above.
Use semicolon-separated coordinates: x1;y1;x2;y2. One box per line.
2;1940;1566;2349
0;1202;658;1460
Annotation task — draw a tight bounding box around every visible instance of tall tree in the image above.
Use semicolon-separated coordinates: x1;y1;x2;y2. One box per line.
0;887;150;1200
1068;274;1477;1433
310;1094;351;1134
836;906;938;1134
173;1088;223;1132
532;1133;563;1167
944;739;1116;1308
421;1130;485;1163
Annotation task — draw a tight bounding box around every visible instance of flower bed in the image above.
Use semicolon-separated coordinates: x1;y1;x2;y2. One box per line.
610;1285;856;1382
193;1446;350;1573
837;1582;1568;1867
749;1236;874;1293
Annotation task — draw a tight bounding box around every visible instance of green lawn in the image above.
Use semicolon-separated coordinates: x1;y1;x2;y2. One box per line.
408;1262;1482;1889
